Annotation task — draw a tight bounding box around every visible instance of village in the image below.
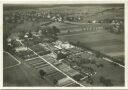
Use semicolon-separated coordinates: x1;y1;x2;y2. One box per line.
3;4;124;87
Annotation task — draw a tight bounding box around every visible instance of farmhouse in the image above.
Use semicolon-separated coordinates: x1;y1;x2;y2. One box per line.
15;46;27;52
54;40;74;49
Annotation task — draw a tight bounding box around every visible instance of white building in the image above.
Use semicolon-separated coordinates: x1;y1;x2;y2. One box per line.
54;40;74;49
49;52;57;59
15;46;27;52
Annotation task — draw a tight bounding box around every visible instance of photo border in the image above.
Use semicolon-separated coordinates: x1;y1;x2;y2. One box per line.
0;0;128;89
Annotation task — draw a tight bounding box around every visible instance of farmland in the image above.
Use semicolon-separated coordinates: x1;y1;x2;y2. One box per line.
4;45;80;86
3;4;124;87
3;63;53;86
59;30;124;58
3;52;20;69
3;52;54;86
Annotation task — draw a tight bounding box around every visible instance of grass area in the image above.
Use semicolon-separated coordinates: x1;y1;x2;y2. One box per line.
59;30;124;58
3;63;53;86
3;52;19;69
90;58;124;86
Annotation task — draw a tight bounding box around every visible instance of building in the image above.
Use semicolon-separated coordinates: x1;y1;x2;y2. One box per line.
15;46;27;52
54;40;74;49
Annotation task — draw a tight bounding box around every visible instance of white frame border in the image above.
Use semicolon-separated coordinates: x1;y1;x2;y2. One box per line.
0;0;128;89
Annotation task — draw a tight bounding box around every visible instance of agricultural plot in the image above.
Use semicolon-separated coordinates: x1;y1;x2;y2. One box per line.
3;63;52;86
59;30;124;58
16;49;38;60
30;43;51;55
3;52;53;86
25;57;49;69
42;55;57;64
3;52;20;69
46;71;66;83
25;57;78;87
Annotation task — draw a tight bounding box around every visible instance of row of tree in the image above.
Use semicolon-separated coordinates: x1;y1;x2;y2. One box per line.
69;41;124;65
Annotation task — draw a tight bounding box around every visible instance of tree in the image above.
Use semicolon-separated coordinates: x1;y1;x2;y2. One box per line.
52;26;60;34
86;76;94;85
95;51;103;58
53;79;58;85
57;52;67;60
39;69;46;79
104;79;113;86
100;76;105;83
67;30;70;33
99;76;113;86
90;60;96;64
76;41;80;47
28;31;33;38
97;63;104;68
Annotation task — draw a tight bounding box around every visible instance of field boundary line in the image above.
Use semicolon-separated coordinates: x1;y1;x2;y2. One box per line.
59;30;102;37
25;57;39;61
31;43;40;47
61;82;75;87
103;57;125;68
3;51;21;70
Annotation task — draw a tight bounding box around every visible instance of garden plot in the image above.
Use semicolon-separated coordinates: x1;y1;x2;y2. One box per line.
17;49;38;60
26;57;49;69
30;43;51;55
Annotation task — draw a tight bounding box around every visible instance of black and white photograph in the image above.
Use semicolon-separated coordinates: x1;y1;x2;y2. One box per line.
2;2;126;88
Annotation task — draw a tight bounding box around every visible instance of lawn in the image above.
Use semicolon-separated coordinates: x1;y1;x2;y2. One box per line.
3;52;19;69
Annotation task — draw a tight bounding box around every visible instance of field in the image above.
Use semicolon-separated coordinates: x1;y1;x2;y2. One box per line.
16;49;38;60
77;52;124;86
59;30;124;58
3;52;19;69
49;22;104;34
25;54;79;86
3;52;67;86
3;63;53;86
91;58;124;86
3;51;54;86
